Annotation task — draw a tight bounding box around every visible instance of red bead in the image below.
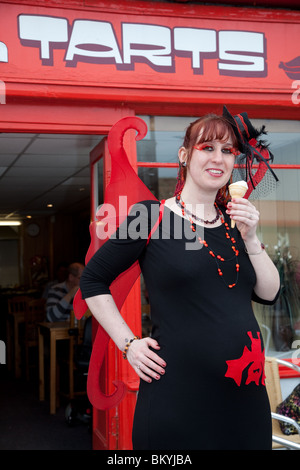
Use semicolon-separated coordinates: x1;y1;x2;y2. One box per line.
190;200;239;288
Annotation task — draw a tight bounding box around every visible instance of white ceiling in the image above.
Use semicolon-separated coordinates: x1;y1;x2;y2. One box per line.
0;133;104;219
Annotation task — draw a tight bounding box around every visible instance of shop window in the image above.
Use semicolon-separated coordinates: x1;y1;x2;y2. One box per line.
137;115;300;359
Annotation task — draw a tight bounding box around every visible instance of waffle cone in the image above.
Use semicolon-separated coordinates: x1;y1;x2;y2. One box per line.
229;184;248;228
229;185;247;198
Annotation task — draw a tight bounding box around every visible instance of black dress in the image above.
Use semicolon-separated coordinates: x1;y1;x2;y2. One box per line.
80;200;277;450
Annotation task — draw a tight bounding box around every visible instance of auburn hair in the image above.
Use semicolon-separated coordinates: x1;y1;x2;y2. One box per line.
175;114;238;205
183;114;238;161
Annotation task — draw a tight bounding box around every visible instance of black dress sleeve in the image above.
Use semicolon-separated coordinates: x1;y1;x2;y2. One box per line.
80;200;160;299
251;288;280;305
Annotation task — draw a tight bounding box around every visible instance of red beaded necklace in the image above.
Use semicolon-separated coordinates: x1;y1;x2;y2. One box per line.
176;192;240;288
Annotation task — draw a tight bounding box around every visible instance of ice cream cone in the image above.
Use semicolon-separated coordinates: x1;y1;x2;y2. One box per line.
228;181;248;228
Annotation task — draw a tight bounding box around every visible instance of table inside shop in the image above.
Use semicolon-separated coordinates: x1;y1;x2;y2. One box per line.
38;321;75;414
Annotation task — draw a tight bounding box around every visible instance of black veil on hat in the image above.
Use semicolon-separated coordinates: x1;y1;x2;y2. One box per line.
223;106;279;199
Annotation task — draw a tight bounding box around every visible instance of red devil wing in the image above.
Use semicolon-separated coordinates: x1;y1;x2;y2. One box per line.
74;116;157;410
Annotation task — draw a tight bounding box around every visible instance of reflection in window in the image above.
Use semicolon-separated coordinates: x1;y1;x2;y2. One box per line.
136;115;300;358
137;167;177;201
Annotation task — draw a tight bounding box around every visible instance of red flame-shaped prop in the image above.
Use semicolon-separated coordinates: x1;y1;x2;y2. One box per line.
74;116;156;410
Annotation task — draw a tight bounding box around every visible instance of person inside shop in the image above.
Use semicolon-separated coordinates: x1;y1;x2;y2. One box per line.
46;262;84;322
42;261;68;299
79;108;280;450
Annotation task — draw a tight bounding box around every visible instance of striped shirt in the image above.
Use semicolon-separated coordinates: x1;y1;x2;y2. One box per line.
46;281;73;322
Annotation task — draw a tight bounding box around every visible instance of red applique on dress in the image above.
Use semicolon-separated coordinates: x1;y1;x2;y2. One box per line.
225;331;266;386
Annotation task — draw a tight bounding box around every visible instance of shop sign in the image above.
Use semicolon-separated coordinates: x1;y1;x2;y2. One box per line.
0;3;299;97
14;16;268;78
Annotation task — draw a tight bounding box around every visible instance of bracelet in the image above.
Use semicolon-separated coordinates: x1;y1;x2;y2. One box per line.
245;242;265;256
122;336;140;359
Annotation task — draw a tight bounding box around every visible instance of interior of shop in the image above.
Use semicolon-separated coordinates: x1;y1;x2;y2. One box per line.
0;133;101;449
1;115;300;449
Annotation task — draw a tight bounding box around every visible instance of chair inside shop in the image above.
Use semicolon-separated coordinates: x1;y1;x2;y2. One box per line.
65;315;93;427
6;295;32;375
7;295;31;315
24;298;46;380
265;356;300;450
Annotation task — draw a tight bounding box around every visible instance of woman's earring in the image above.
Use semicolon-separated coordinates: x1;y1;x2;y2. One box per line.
181;161;187;167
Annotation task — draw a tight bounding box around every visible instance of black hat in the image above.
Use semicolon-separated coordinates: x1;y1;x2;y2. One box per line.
223;106;278;197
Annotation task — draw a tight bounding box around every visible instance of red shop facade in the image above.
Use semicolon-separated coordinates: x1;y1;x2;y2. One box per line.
1;0;300;450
